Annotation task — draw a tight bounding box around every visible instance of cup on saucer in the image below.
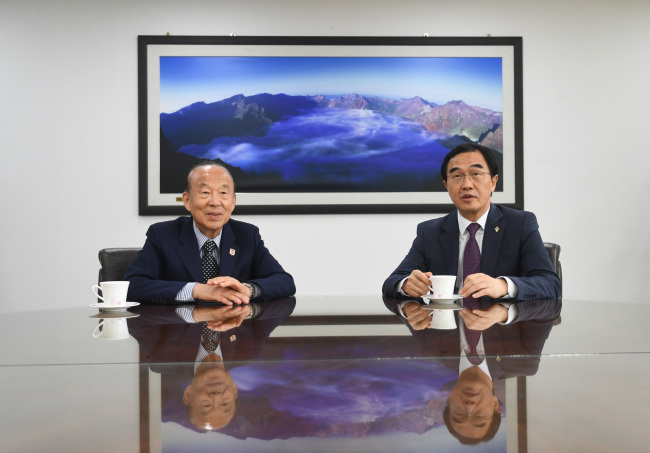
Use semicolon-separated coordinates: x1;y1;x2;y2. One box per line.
92;317;130;340
91;281;129;307
428;275;456;300
429;309;457;329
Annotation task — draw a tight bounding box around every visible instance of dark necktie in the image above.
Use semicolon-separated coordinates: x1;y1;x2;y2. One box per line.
201;240;219;283
201;323;219;352
462;223;481;311
463;223;482;360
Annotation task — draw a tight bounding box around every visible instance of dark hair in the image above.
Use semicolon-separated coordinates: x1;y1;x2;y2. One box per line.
440;143;499;181
185;161;236;193
443;402;502;445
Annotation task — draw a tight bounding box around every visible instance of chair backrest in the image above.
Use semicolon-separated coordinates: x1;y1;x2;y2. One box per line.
98;248;141;284
543;242;562;325
543;242;562;285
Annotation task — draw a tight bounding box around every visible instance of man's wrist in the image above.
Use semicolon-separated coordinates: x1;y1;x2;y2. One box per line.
245;303;257;319
243;282;255;299
191;283;205;300
498;276;518;299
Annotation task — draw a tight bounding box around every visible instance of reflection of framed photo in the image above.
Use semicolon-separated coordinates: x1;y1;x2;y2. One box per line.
138;36;523;215
140;334;524;451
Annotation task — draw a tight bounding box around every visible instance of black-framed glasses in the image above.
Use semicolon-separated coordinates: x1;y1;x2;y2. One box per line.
447;171;491;184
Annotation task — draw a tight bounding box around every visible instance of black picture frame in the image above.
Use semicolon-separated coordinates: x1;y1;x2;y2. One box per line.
138;36;523;215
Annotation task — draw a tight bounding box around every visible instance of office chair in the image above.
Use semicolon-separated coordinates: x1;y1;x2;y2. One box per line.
543;242;562;325
97;247;141;284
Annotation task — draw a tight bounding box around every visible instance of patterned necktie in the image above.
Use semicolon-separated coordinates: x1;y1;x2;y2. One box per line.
463;223;482;357
201;240;219;283
201;323;219;353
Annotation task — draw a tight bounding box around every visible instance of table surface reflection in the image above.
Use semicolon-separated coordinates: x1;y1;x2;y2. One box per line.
1;296;649;453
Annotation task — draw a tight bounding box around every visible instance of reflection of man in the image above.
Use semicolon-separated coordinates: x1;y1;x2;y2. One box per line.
383;143;561;330
444;365;501;444
384;294;561;445
124;163;296;304
184;350;239;430
127;298;296;431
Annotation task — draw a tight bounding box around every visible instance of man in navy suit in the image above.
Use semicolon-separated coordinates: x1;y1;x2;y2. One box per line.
127;297;296;431
125;163;295;304
384;294;561;444
383;143;561;330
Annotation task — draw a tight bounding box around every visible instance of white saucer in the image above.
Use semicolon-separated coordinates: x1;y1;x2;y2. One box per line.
420;294;462;303
89;311;140;319
89;302;140;312
421;301;463;310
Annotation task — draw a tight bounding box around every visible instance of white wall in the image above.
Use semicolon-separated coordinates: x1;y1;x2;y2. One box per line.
1;0;648;314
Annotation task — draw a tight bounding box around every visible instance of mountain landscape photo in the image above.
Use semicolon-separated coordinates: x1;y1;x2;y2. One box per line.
159;92;504;194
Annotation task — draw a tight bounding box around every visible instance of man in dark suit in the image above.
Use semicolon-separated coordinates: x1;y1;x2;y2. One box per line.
383;143;561;330
127;297;296;431
124;163;295;304
384;294;561;445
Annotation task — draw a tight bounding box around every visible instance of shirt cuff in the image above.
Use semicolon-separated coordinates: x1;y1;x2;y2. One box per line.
176;283;197;302
498;302;518;324
498;276;518;299
175;305;197;323
397;277;409;296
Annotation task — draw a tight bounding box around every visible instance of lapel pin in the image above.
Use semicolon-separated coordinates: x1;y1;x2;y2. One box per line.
230;335;236;342
230;248;236;256
494;226;500;232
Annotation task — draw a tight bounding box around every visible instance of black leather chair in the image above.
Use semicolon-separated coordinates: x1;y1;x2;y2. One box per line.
543;242;562;286
543;242;562;325
97;248;141;284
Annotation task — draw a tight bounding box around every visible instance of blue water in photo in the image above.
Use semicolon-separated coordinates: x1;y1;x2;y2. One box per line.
177;108;451;190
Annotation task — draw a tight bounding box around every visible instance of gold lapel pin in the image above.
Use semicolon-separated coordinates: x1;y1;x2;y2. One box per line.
230;248;236;256
229;335;236;342
495;226;500;232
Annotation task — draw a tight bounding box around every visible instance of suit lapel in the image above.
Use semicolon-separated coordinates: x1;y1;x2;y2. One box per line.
218;222;240;278
481;204;505;278
176;218;204;283
440;212;460;276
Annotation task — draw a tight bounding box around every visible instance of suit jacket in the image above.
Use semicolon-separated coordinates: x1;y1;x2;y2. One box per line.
382;204;561;308
383;295;562;379
127;297;296;366
126;298;296;432
124;216;296;303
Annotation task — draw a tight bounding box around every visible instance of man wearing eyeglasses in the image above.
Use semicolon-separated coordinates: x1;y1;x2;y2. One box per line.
383;143;561;330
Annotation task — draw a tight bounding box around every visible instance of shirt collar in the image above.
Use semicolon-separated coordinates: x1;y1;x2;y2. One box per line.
193;220;223;250
457;207;490;235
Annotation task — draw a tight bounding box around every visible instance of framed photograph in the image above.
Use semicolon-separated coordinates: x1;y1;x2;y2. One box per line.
138;36;523;215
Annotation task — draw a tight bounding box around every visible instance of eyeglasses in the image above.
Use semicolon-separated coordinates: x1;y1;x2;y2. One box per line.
447;171;491;184
452;411;492;424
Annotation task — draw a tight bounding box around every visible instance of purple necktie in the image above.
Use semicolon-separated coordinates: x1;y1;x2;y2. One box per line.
463;223;482;359
462;223;481;311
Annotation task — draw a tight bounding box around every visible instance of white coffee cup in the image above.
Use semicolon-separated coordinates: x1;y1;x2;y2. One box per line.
429;309;457;330
429;275;456;299
92;318;130;340
91;281;130;306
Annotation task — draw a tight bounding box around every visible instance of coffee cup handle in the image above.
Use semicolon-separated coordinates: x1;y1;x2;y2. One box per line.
92;284;105;302
92;321;104;338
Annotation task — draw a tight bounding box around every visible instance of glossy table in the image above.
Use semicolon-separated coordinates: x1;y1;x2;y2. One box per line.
1;296;649;453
